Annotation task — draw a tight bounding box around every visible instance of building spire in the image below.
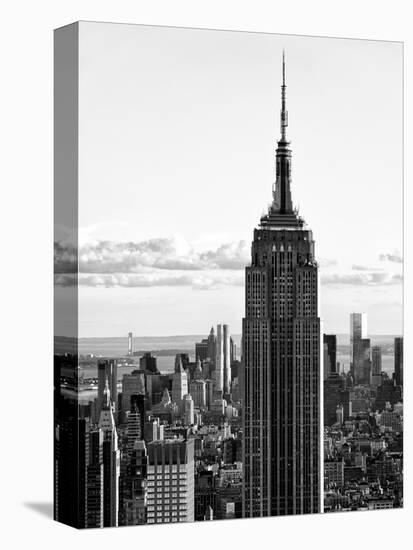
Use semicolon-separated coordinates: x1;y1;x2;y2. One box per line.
264;50;296;220
280;50;288;141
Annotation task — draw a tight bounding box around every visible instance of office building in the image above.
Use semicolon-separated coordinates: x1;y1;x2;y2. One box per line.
128;332;133;356
140;352;160;375
146;438;195;524
183;394;195;426
121;371;145;415
172;357;188;410
98;379;120;527
394;337;403;387
371;345;383;387
195;338;209;363
119;440;148;526
189;379;206;408
87;429;104;528
223;324;231;397
323;334;337;378
350;313;367;374
144;417;164;443
243;54;321;517
353;338;371;385
215;324;224;395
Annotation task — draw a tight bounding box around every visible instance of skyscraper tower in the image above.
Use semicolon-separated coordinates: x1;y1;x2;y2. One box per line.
98;378;120;527
394;336;403;387
323;334;337;378
371;345;383;387
350;313;371;385
87;428;104;528
215;324;224;395
128;332;133;356
207;326;216;365
126;402;142;457
350;313;367;373
172;357;188;410
97;359;118;417
223;324;231;397
242;52;321;518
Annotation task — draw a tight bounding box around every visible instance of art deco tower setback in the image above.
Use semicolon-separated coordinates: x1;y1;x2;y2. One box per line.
242;53;321;517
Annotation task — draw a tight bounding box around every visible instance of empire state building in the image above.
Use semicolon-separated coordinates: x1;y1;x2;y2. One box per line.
242;53;321;517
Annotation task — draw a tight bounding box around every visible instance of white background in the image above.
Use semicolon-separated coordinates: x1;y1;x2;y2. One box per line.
0;1;411;549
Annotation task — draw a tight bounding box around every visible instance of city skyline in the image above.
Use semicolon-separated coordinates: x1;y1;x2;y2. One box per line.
54;22;403;529
54;23;403;338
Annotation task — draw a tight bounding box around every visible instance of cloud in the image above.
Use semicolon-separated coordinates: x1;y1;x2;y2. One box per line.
351;264;385;272
55;238;250;275
379;252;403;263
55;238;403;290
54;237;248;289
55;271;244;290
321;272;402;286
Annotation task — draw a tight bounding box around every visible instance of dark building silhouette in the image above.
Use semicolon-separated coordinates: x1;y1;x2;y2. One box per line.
371;345;383;387
223;437;242;464
375;379;402;411
223;324;232;398
324;374;351;425
145;373;171;406
195;470;217;521
130;394;145;438
87;429;104;528
353;338;371;385
55;416;89;528
323;334;337;377
119;440;148;526
230;336;236;364
139;352;159;375
350;313;367;374
394;337;403;387
195;338;209;362
242;54;321;518
216;484;242;520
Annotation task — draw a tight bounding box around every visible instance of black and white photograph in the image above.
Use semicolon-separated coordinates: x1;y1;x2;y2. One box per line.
53;21;404;528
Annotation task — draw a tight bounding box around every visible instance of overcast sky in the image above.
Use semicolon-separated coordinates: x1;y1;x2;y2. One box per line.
62;22;403;337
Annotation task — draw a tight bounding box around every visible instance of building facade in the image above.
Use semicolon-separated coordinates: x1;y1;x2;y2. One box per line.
146;438;195;524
